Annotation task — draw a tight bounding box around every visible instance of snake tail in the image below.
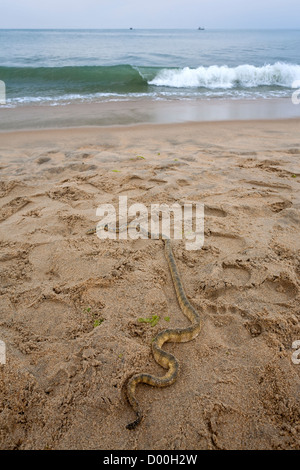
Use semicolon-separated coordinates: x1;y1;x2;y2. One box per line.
125;346;179;430
85;222;202;429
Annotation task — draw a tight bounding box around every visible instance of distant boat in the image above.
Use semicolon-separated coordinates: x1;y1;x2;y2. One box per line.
129;27;133;30
198;27;205;30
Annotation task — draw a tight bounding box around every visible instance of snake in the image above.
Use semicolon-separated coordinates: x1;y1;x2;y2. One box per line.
86;222;202;430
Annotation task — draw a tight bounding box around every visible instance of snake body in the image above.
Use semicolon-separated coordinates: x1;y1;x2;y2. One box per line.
87;223;201;429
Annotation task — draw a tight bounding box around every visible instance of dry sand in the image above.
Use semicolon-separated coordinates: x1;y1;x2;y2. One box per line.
0;119;300;450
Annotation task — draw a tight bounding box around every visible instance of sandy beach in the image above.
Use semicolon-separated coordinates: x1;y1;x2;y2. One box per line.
0;118;300;450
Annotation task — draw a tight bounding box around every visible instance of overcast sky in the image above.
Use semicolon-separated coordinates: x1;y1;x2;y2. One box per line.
0;0;299;29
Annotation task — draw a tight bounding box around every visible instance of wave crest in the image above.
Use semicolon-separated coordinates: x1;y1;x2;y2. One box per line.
148;62;300;89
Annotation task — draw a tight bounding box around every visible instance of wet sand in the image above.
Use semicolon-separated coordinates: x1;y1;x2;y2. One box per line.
0;119;300;449
1;97;299;130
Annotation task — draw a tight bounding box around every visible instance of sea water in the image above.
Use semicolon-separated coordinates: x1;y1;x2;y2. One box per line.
1;28;300;107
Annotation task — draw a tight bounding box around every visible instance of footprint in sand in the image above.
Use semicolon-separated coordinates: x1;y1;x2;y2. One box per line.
0;181;20;197
286;148;300;155
269;200;293;213
176;178;191;187
20;298;75;339
221;263;251;286
46;185;93;205
205;231;246;256
0;196;32;222
198;261;251;302
36;156;51;165
245;180;292;190
205;205;227;218
251;275;298;304
202;304;253;349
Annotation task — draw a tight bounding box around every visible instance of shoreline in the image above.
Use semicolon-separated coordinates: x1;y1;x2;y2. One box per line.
0;117;300;151
0;97;299;131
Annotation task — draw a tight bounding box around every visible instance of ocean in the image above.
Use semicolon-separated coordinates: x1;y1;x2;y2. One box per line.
1;28;300;107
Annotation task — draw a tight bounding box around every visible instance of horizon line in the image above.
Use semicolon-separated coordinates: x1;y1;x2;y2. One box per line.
0;27;299;31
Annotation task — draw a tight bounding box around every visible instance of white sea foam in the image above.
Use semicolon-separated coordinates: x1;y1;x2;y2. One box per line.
149;62;300;89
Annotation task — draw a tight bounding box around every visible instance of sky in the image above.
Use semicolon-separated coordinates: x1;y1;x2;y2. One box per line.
0;0;299;29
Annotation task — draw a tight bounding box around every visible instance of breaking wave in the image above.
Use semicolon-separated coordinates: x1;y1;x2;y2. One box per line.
149;62;300;89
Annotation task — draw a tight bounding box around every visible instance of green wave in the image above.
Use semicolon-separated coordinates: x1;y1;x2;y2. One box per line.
0;65;158;97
